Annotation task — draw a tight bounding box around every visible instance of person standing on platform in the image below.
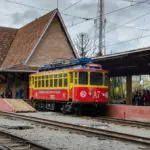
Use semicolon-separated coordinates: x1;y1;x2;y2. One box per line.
5;88;12;98
16;87;24;99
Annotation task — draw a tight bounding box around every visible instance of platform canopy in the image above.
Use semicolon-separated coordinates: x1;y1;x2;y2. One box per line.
93;47;150;77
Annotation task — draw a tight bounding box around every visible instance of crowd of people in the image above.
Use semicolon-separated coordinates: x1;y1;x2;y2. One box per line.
132;89;150;106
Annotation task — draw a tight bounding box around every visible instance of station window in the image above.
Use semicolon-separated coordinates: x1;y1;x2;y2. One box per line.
79;72;88;85
90;72;103;85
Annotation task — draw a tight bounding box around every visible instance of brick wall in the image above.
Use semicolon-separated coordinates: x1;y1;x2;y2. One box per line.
106;104;150;122
28;15;75;66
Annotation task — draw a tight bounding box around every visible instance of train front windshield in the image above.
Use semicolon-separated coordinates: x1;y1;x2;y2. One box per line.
78;72;108;86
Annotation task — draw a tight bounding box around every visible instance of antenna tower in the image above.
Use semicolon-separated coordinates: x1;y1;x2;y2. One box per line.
95;0;106;56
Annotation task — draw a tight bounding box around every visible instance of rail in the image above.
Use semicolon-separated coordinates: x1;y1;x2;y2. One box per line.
0;111;150;146
0;129;50;150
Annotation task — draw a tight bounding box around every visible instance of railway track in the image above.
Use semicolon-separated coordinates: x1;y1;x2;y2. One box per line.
0;129;50;150
82;116;150;128
0;112;150;146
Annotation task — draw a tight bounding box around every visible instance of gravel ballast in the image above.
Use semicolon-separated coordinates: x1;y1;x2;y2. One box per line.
0;113;149;150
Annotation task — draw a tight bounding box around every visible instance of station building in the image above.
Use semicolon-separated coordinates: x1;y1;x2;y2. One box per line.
0;9;76;99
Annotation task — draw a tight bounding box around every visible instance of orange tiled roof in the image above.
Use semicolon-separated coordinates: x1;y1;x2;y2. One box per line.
0;27;17;66
1;64;38;72
1;9;56;69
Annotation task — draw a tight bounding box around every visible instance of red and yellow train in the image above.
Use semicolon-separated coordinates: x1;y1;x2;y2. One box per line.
29;58;109;114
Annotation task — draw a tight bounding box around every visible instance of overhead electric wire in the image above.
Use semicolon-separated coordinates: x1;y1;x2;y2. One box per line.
105;34;150;47
65;0;150;27
4;0;150;19
105;0;150;16
61;0;83;12
106;10;150;33
68;20;93;28
3;0;150;29
62;13;92;20
121;0;150;5
4;0;48;11
107;20;150;32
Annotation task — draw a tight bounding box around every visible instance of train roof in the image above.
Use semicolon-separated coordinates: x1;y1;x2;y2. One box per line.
30;67;109;76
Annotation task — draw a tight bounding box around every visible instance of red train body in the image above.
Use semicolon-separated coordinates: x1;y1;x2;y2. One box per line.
29;59;109;114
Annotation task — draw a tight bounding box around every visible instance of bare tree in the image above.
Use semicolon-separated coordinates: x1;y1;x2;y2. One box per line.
74;32;92;58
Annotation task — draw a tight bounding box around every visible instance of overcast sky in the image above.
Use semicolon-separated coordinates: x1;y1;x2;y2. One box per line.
0;0;150;55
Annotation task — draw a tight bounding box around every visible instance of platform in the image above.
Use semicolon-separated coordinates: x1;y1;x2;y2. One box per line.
0;98;36;113
106;104;150;122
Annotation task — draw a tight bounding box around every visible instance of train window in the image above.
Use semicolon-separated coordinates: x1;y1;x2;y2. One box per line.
38;80;41;87
75;79;78;84
59;74;62;78
79;72;88;85
35;77;37;80
35;81;37;88
32;77;34;84
42;76;44;79
75;72;78;78
59;79;62;87
46;75;48;79
54;74;58;78
64;73;67;77
104;73;109;86
46;80;49;87
64;79;68;87
42;80;44;87
50;79;53;87
90;72;103;85
54;79;58;87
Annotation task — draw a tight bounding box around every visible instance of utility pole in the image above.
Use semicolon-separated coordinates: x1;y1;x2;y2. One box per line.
57;0;59;9
96;0;106;56
81;33;84;58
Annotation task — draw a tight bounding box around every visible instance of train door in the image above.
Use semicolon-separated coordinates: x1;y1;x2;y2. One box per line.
29;76;34;99
69;72;75;101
